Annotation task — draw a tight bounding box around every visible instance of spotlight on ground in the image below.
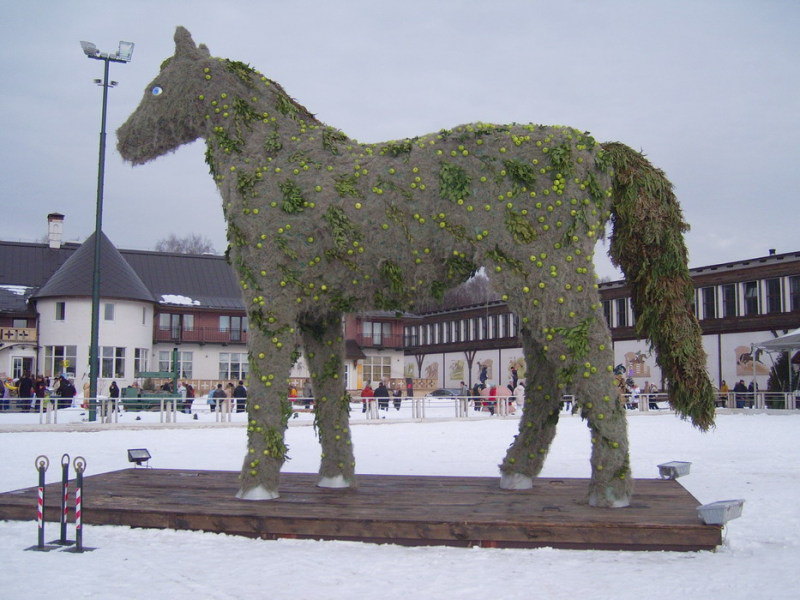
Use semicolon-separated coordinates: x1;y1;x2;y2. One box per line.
127;448;151;468
657;461;692;479
697;499;745;525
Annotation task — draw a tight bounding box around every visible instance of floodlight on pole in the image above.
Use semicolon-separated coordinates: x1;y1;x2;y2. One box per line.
81;39;134;421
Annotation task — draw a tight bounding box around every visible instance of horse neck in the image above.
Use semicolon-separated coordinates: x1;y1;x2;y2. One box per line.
200;65;352;169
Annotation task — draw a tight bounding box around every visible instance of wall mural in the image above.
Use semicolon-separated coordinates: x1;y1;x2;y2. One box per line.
449;359;466;383
624;350;652;379
735;345;770;376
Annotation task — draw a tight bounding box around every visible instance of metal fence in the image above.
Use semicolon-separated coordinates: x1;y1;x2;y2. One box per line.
0;390;797;426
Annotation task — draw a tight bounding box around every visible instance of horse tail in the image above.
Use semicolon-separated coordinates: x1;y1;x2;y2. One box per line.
602;142;715;430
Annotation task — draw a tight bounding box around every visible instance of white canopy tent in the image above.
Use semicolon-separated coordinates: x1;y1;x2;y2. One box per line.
755;328;800;401
756;327;800;352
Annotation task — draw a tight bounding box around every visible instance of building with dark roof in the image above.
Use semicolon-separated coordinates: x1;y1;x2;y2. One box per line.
1;215;797;398
404;251;800;392
0;217;405;396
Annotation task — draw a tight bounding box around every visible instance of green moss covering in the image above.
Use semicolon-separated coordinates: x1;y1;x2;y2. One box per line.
117;26;715;507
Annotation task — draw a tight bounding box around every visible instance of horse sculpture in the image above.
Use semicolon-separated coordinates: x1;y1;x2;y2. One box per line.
118;27;715;507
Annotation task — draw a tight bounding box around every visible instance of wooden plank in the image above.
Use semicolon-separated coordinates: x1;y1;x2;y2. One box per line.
0;469;721;551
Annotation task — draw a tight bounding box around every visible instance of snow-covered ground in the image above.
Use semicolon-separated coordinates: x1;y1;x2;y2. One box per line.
1;411;798;600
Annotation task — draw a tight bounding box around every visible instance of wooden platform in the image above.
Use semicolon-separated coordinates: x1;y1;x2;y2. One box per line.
0;469;721;551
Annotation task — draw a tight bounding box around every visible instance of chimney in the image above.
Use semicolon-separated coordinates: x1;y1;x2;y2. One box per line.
47;213;65;249
768;249;776;256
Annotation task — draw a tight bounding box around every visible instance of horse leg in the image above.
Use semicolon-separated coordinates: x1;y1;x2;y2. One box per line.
298;311;356;489
499;328;563;489
235;328;296;500
574;318;632;507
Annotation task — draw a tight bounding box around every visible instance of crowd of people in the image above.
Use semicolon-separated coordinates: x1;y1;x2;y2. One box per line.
0;372;77;411
0;369;774;417
614;375;661;410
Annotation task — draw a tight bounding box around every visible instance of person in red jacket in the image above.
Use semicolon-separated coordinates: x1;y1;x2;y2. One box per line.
361;382;374;413
487;382;498;416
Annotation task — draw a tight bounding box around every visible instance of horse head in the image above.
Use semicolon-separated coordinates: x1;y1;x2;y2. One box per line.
117;27;212;165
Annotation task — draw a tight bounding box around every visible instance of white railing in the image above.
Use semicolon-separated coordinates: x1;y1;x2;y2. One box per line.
1;390;797;427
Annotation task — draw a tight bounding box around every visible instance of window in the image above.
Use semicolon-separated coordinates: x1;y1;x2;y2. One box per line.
55;302;66;321
134;348;149;375
12;318;28;328
404;326;418;347
722;284;737;318
183;314;194;331
488;315;498;339
158;350;193;378
362;355;391;384
475;317;486;340
791;276;800;312
451;321;460;343
219;352;249;380
765;278;782;314
602;301;612;327
220;315;247;341
362;321;391;346
159;314;181;339
701;287;716;320
103;303;115;321
743;281;759;316
44;345;77;377
615;298;628;328
101;347;126;378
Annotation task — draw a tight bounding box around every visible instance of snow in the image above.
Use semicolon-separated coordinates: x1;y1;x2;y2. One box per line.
1;412;799;600
0;284;31;296
159;293;201;306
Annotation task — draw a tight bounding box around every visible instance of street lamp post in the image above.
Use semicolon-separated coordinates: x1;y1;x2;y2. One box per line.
81;40;134;421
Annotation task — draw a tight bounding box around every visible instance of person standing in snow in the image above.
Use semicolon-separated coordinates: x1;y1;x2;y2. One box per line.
301;379;313;410
392;385;403;411
375;381;390;413
513;380;525;412
233;380;248;412
361;382;374;414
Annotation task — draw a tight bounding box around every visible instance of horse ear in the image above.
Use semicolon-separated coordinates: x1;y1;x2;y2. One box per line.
174;26;206;59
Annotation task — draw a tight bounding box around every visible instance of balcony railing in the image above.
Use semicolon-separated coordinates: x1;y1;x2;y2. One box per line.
354;333;405;349
0;327;37;343
154;327;248;344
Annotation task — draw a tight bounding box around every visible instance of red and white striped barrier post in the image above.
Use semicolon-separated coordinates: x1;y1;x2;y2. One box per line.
24;455;61;552
35;455;49;549
72;456;86;552
61;455;95;553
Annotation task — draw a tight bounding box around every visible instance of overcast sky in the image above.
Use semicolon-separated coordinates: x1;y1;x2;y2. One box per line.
1;0;797;279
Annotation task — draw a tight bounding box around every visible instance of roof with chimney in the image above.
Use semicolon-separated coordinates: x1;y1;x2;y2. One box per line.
0;234;244;315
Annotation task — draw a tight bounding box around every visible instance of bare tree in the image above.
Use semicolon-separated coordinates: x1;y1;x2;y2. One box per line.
416;270;499;312
154;233;216;254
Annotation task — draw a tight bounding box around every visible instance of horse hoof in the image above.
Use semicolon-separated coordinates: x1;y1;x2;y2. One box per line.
235;485;279;500
588;490;630;508
499;472;533;490
317;475;354;489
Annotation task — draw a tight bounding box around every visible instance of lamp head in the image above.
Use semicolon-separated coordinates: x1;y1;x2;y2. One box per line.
80;40;99;57
116;41;134;62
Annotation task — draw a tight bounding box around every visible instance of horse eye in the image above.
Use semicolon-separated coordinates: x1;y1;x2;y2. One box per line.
151;86;163;96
